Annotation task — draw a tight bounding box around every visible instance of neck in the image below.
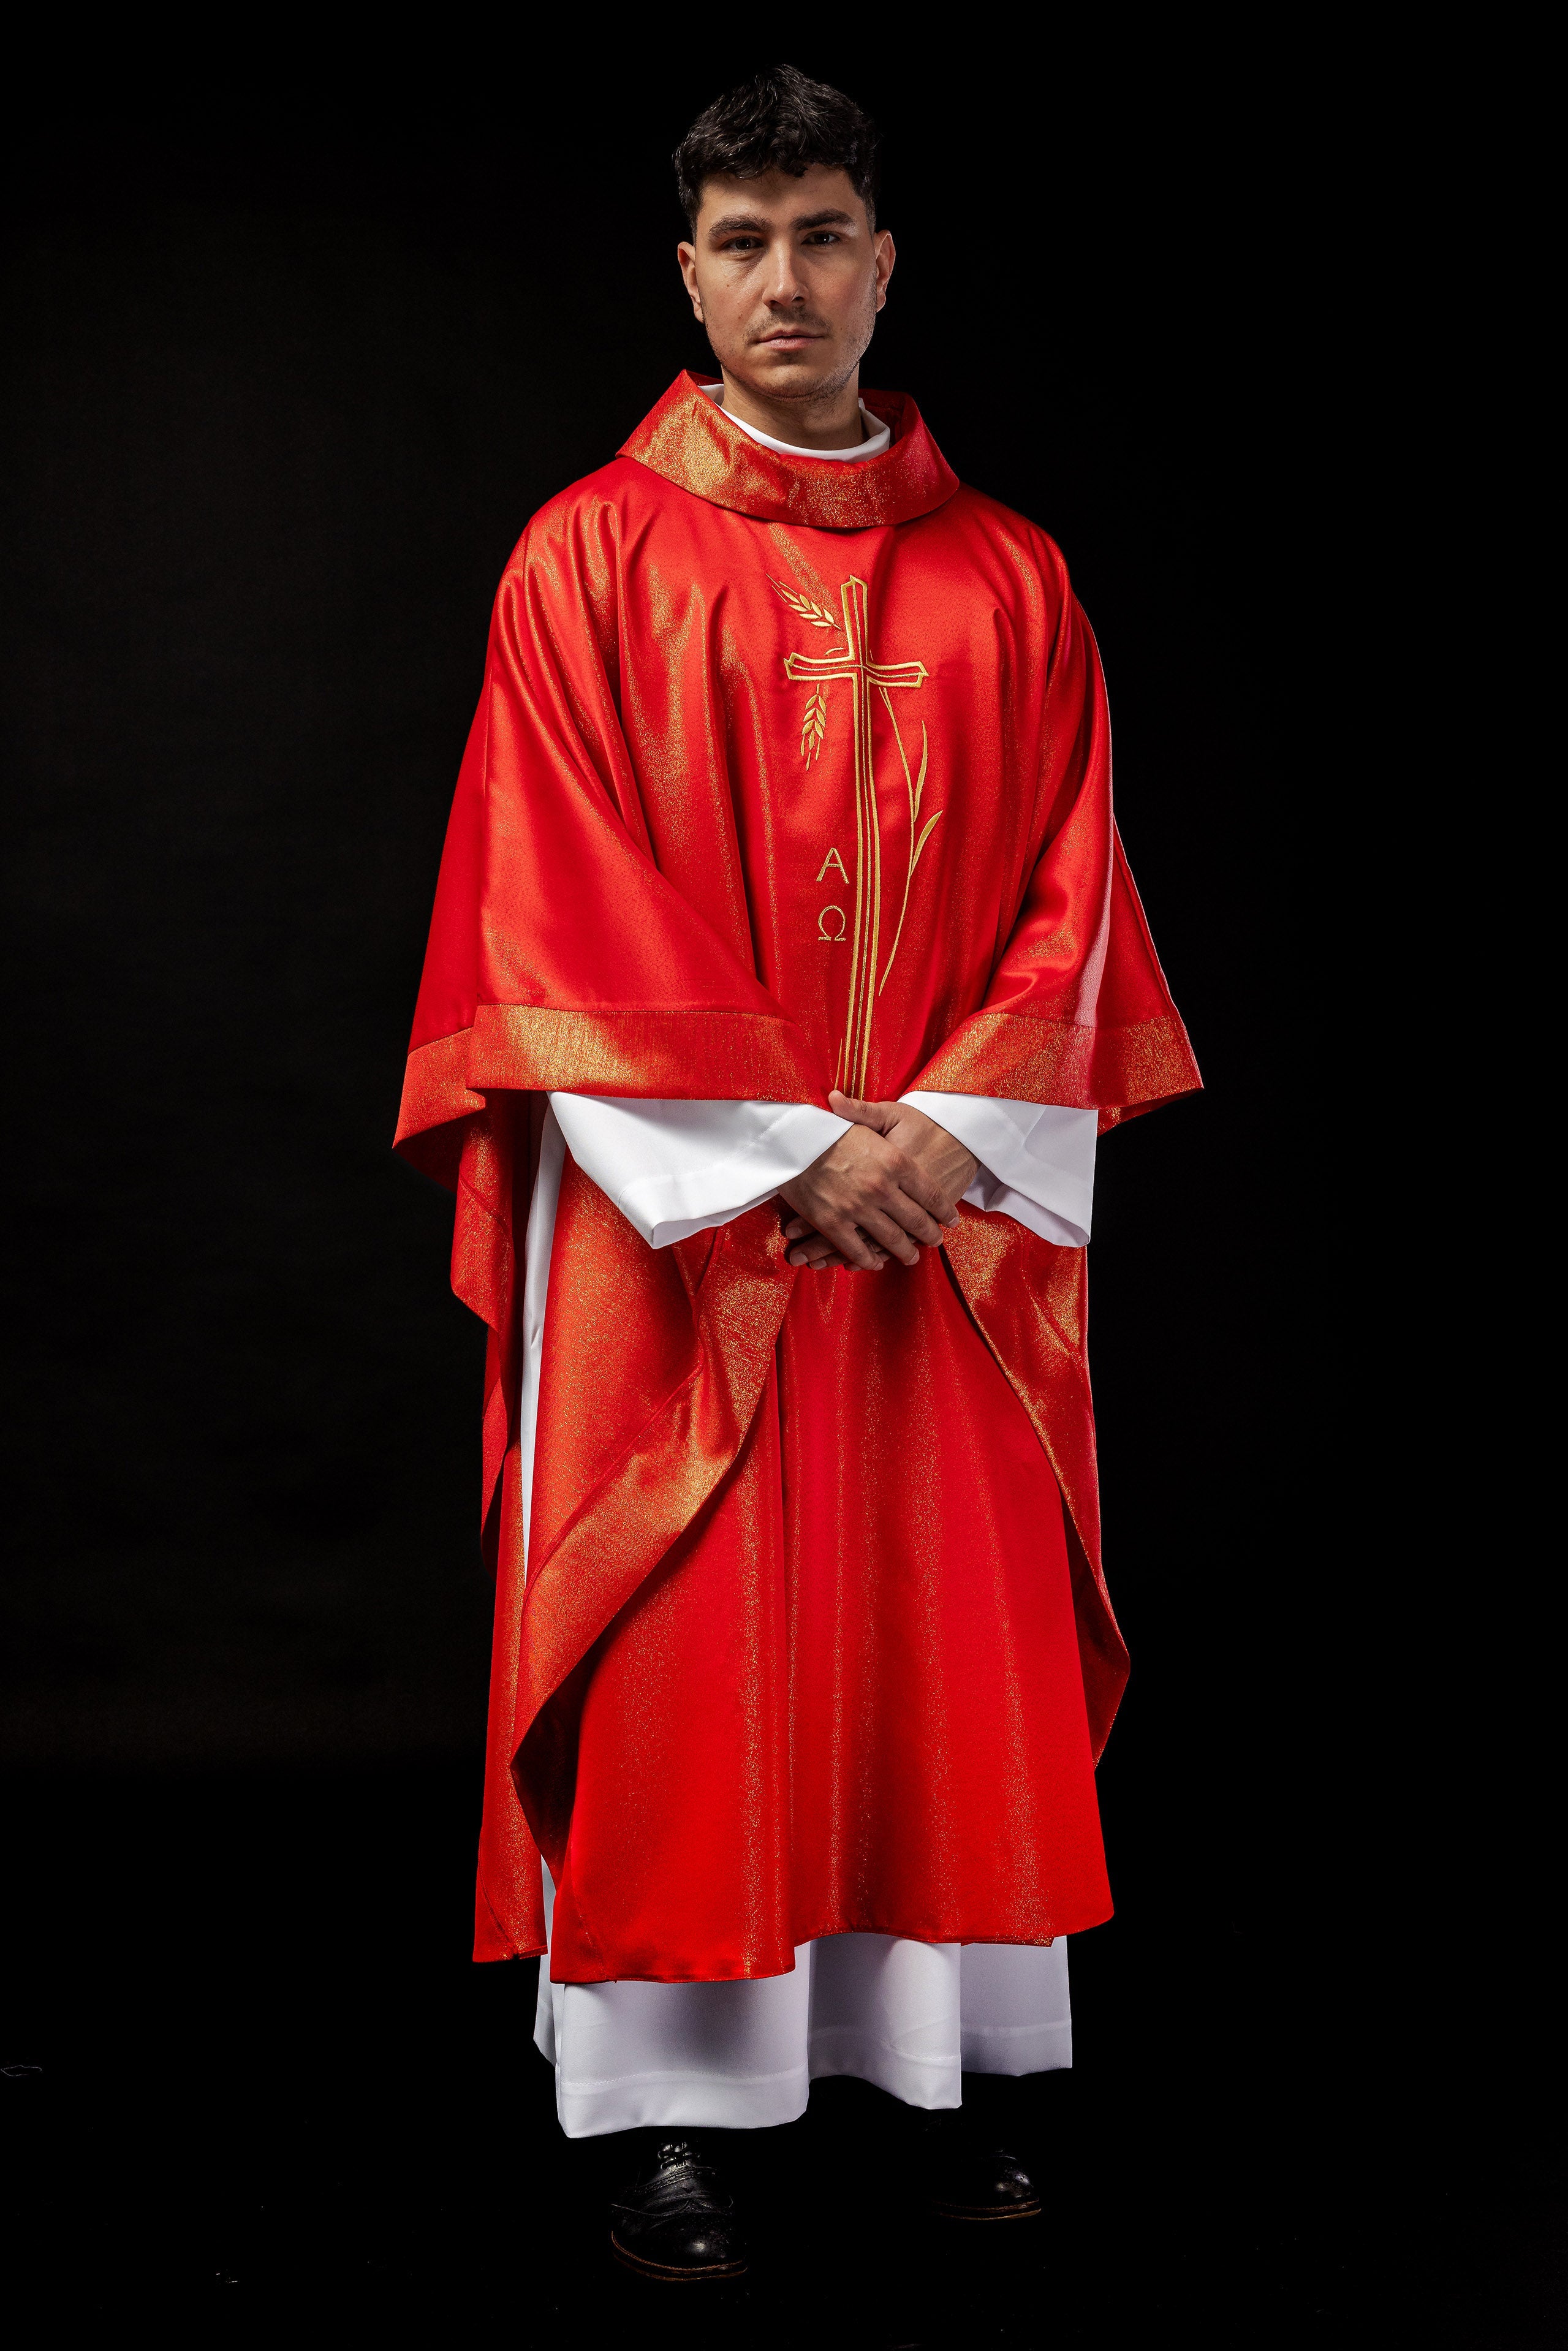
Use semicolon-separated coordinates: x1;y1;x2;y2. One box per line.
716;366;866;451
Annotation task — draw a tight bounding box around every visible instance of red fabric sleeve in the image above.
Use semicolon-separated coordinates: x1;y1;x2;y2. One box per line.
396;502;830;1188
908;591;1200;1129
392;504;829;1593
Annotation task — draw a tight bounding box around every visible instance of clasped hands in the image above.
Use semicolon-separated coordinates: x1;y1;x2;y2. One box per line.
778;1090;978;1273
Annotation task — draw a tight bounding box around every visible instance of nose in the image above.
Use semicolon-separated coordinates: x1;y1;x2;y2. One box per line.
760;237;808;308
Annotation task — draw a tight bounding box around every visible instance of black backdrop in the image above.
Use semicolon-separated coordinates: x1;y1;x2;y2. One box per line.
6;50;1529;2342
3;61;1300;1784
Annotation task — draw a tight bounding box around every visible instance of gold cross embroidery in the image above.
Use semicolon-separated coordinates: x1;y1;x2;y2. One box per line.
777;575;930;1094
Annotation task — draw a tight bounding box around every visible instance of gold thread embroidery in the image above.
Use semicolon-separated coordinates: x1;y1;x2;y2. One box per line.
816;848;849;882
800;687;828;766
877;698;942;993
775;575;933;1092
770;581;843;631
817;905;847;941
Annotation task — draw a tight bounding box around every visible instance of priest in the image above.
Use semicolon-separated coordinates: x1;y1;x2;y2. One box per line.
396;64;1199;2281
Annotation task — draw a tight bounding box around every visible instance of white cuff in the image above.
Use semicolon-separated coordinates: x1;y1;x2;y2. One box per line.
548;1094;850;1249
899;1092;1097;1247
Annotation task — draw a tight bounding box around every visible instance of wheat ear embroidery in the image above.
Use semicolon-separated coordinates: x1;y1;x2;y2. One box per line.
770;578;843;631
771;579;841;763
800;687;829;765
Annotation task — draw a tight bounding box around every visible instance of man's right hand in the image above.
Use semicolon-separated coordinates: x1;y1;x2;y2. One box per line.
777;1113;956;1273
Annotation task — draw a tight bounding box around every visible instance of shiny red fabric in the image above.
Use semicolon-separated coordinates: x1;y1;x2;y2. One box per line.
395;373;1200;1980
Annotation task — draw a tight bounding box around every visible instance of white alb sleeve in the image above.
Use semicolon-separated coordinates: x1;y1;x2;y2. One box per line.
898;1092;1098;1247
548;1095;850;1250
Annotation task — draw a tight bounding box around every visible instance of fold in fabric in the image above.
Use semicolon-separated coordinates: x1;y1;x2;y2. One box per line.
549;1095;850;1249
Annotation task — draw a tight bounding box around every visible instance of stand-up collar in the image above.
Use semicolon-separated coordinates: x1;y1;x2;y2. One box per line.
620;370;960;529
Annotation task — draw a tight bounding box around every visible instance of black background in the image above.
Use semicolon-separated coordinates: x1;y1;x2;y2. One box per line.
1;43;1555;2344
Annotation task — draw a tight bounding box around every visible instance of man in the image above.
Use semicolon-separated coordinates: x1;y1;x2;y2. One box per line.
396;65;1199;2280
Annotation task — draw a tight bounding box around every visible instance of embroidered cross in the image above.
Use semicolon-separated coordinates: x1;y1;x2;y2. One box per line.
782;577;927;1093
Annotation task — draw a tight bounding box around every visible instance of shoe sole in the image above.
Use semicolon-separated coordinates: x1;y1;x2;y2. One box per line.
926;2198;1043;2222
610;2236;749;2281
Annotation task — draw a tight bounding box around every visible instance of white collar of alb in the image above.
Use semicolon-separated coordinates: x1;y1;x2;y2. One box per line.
700;382;891;463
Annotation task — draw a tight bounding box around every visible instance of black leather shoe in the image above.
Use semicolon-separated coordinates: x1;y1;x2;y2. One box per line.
924;2135;1042;2221
608;2140;749;2280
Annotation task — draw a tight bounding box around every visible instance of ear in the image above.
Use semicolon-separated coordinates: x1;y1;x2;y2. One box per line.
874;229;896;312
676;242;704;322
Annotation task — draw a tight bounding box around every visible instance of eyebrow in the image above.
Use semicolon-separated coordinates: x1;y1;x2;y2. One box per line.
706;207;858;238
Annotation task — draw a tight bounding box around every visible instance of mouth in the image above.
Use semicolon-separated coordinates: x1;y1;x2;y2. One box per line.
754;330;827;350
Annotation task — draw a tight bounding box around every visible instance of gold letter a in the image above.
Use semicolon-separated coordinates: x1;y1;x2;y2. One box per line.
816;847;849;882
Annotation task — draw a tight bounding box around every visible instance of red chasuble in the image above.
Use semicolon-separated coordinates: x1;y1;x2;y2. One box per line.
396;374;1200;1983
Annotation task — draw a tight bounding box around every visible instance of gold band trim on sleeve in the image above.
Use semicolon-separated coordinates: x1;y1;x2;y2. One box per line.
395;1006;830;1162
911;1009;1201;1113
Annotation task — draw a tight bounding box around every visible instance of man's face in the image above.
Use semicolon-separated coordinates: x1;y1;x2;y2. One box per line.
678;165;895;407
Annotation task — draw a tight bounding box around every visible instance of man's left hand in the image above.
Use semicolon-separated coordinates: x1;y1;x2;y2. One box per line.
783;1091;979;1270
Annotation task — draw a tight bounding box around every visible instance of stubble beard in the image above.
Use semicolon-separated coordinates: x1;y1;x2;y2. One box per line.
718;278;879;414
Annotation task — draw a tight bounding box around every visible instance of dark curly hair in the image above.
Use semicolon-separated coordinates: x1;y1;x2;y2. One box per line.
674;65;880;229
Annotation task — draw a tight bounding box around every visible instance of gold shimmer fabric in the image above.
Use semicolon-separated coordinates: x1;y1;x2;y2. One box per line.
395;373;1200;1980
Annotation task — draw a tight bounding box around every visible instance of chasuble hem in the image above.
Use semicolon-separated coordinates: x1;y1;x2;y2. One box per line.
542;1931;1108;1990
